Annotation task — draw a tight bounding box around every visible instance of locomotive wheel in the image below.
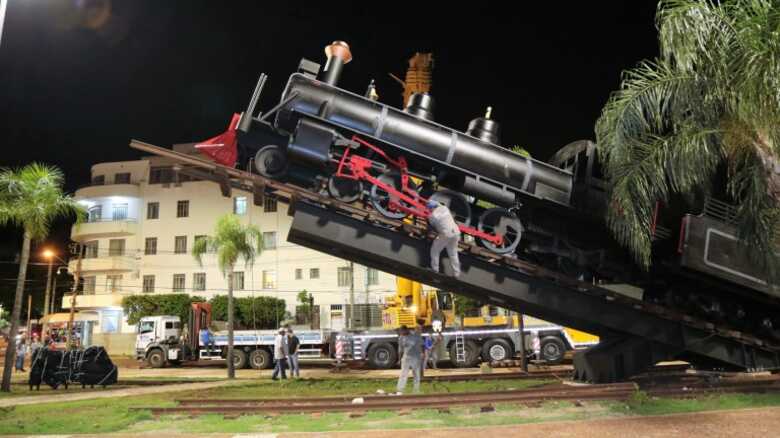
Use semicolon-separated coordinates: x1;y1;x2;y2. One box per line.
369;173;417;219
478;208;523;254
429;190;472;225
254;145;288;178
328;175;363;203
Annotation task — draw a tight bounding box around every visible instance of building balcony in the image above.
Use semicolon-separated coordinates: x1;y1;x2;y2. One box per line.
69;255;137;273
74;183;139;200
61;292;125;310
71;219;138;240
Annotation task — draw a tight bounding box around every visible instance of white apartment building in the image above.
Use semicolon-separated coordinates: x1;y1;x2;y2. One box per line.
63;145;397;354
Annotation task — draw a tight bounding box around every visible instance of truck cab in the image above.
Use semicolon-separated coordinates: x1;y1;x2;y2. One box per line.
135;316;181;356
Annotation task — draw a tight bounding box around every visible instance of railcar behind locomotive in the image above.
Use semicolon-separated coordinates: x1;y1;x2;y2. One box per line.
197;41;780;344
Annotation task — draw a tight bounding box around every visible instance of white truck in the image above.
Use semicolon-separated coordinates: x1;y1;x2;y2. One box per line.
134;303;331;369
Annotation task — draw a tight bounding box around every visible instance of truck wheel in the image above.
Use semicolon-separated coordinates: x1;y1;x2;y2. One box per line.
147;349;165;368
367;343;398;369
540;336;566;365
482;338;513;362
231;349;248;369
249;349;272;369
449;340;480;368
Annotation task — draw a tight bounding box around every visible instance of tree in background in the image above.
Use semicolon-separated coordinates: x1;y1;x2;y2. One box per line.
192;214;261;379
0;164;84;392
596;0;780;276
296;290;313;324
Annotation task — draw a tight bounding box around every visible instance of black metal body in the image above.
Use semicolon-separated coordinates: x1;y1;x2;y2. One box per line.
273;73;573;207
287;200;780;380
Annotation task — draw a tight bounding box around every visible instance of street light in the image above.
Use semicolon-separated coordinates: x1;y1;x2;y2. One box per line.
41;249;67;317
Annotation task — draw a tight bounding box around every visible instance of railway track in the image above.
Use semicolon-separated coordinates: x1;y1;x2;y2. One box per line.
141;375;780;417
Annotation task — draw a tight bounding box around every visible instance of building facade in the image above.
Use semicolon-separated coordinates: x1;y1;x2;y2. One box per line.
63;145;397;354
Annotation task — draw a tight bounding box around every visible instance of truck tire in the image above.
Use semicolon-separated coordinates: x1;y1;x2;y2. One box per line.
231;349;248;369
147;349;165;368
449;340;480;368
482;338;513;362
540;336;566;365
367;343;398;369
249;349;272;369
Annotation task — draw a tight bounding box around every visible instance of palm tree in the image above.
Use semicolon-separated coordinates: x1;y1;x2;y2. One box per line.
0;163;84;392
192;213;262;379
595;0;780;275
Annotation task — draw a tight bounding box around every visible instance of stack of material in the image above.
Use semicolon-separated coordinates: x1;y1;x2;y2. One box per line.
28;346;118;390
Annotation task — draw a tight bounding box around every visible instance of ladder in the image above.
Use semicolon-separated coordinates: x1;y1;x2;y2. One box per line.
455;332;466;363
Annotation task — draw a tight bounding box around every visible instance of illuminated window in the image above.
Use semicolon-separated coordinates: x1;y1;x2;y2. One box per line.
262;270;276;289
88;206;102;222
233;196;247;215
112;203;128;221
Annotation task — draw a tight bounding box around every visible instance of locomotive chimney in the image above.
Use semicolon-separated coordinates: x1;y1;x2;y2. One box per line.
403;92;435;121
466;106;501;145
320;41;352;86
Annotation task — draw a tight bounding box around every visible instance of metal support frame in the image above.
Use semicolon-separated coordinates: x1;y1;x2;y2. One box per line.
288;200;780;375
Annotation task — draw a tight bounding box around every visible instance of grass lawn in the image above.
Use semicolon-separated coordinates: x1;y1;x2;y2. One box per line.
2;378;780;435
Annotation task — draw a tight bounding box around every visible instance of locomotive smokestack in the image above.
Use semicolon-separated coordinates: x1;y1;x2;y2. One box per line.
321;41;352;86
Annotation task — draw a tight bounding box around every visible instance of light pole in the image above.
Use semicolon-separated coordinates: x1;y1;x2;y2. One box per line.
42;250;54;317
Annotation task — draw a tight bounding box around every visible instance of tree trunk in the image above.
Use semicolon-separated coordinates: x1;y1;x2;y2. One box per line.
2;231;31;392
226;269;235;379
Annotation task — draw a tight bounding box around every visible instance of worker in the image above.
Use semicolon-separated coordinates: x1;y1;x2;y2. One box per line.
271;328;288;380
427;331;443;370
395;323;424;395
199;327;215;354
287;327;301;378
426;199;461;278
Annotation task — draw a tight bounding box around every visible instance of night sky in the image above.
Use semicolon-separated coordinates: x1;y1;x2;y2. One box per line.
0;1;660;313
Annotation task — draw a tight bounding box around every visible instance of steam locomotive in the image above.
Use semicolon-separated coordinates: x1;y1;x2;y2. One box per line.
197;41;780;343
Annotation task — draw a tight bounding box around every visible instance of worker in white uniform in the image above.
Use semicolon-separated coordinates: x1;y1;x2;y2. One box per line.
426;199;461;277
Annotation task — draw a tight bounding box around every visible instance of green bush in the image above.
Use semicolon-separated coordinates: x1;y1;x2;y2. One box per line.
122;294;206;325
209;295;286;329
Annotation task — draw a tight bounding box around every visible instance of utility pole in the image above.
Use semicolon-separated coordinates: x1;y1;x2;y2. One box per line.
518;311;528;373
50;275;58;314
66;243;83;349
348;262;354;329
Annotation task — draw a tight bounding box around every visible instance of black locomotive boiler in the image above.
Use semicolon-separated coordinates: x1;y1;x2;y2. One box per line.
197;41;780;344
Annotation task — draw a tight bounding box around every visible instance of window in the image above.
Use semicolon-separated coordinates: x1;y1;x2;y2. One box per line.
88;206;102;223
139;320;155;333
82;276;96;294
264;197;277;213
233;272;244;290
84;241;99;258
310;268;320;279
367;268;379;286
262;231;277;250
108;239;125;256
101;310;122;333
114;172;131;184
91;175;105;185
112;203;128;221
337;267;352;287
144;237;157;255
194;235;207;249
233;196;247;215
173;274;185;292
193;273;206;291
146;202;159;219
262;270;276;289
106;275;122;293
142;275;155;293
174;236;187;254
177;200;189;218
295;268;302;280
165;321;181;329
149;167;174;184
330;304;343;311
